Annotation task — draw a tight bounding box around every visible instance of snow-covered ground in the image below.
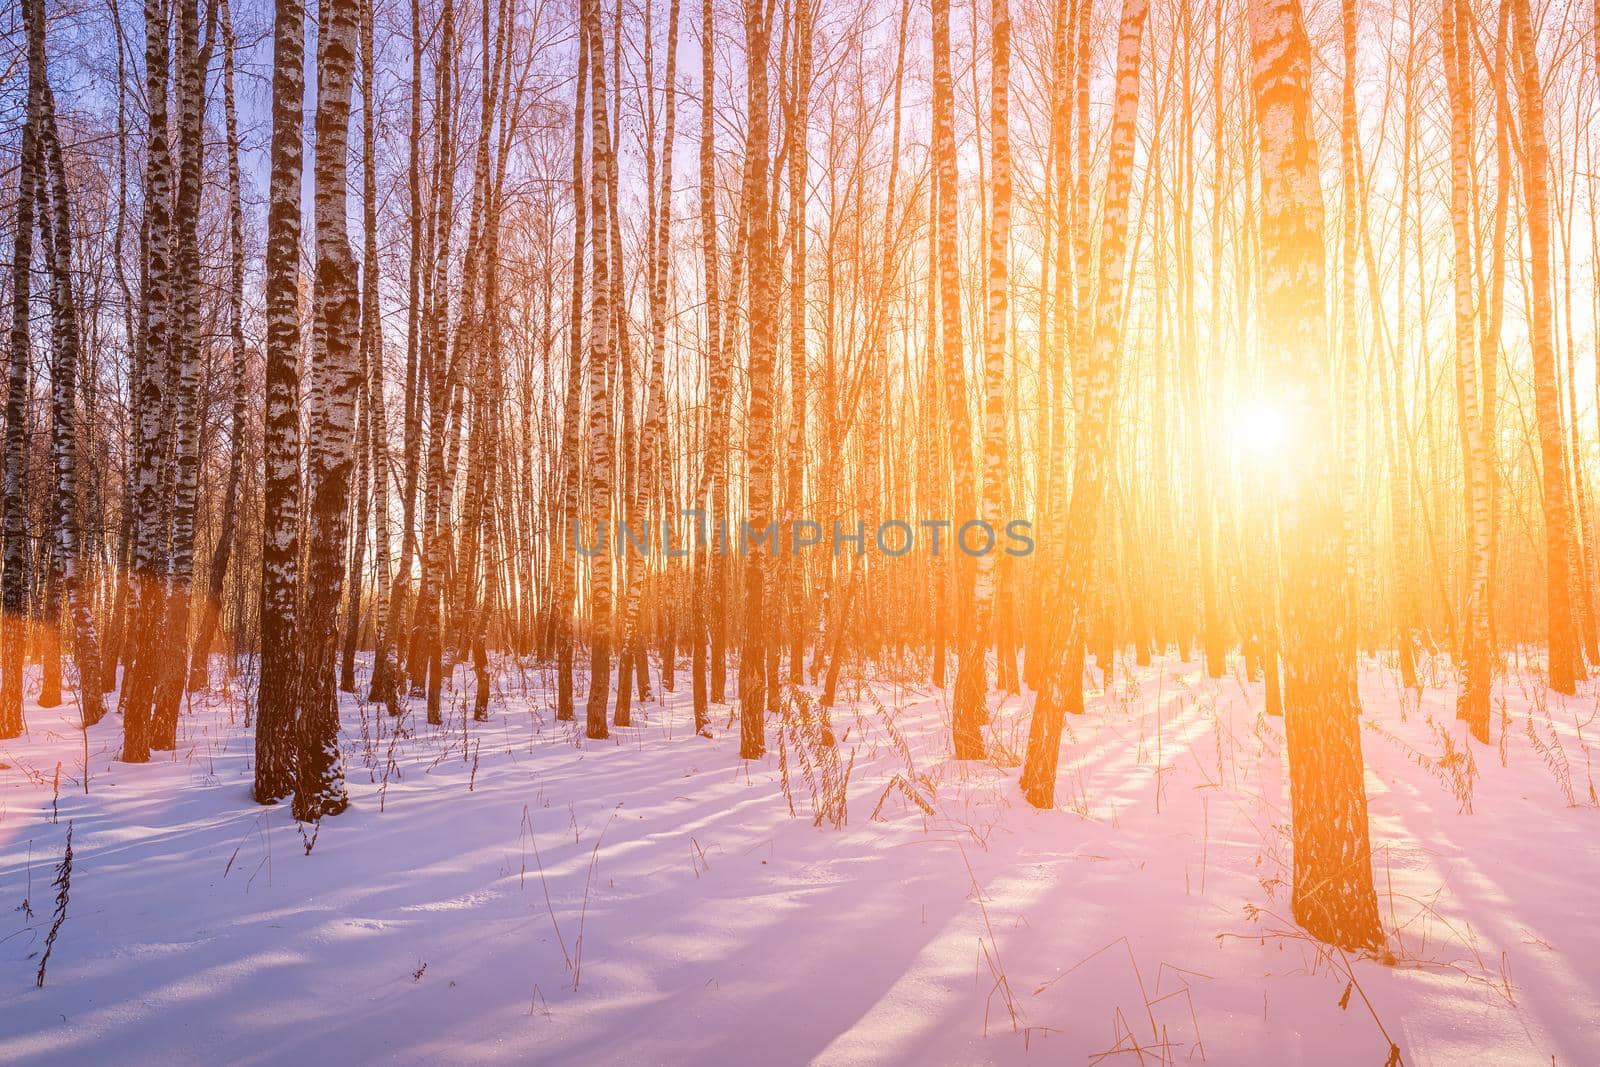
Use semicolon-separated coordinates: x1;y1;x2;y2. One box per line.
1;652;1596;1065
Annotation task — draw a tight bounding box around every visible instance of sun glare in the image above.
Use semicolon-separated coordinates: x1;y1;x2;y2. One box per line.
1232;399;1293;458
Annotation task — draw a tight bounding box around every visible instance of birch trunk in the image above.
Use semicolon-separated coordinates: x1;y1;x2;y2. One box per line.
738;0;775;759
416;0;457;723
255;0;306;801
784;0;811;687
583;0;616;741
120;0;175;764
189;0;247;691
964;0;1012;741
932;0;983;759
28;0;106;729
692;0;723;732
619;0;681;724
1020;0;1149;804
1;87;38;741
1247;0;1382;950
555;19;588;723
1509;0;1584;694
382;0;427;709
149;0;215;750
359;0;395;711
293;0;361;822
1444;0;1491;737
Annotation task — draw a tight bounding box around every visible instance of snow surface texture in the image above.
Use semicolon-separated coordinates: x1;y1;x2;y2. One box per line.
1;653;1597;1065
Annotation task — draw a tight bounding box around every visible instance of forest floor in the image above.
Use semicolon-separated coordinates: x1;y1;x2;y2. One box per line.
0;650;1597;1065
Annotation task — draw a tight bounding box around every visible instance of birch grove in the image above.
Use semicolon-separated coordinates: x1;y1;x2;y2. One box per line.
7;0;1600;960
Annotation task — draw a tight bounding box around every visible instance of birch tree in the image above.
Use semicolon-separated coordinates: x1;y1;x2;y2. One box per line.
583;0;617;741
358;0;396;712
932;0;984;760
691;0;725;734
1021;0;1150;805
2;74;39;743
1246;0;1382;949
28;0;106;729
969;0;1013;738
146;0;214;750
120;0;176;764
555;15;589;724
293;0;362;822
737;0;776;760
256;0;308;802
1443;0;1491;738
189;0;248;691
1509;0;1584;695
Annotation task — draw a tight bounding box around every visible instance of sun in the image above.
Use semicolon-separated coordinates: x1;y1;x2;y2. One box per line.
1232;398;1293;458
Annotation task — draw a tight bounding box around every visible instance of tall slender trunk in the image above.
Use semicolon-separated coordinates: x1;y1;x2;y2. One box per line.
28;0;106;729
1481;2;1510;650
1248;0;1382;950
583;0;616;740
963;0;1012;744
783;0;811;687
383;0;428;707
692;0;723;732
1444;0;1491;737
1363;141;1422;693
556;17;588;724
1336;0;1363;699
1032;0;1075;690
359;0;394;710
121;0;175;764
738;0;775;760
190;0;247;692
604;0;643;718
932;0;982;759
149;0;216;750
1020;0;1148;805
1509;0;1584;693
1187;0;1224;676
120;0;176;764
293;0;361;822
620;0;682;724
102;0;136;695
256;0;306;801
2;77;38;741
923;155;946;691
340;345;370;694
417;0;457;724
463;0;512;721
